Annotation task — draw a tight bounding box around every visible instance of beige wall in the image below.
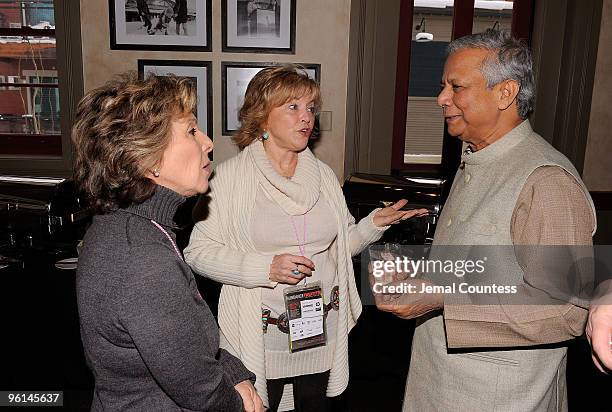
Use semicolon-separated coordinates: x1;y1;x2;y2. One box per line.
584;0;612;191
79;0;351;180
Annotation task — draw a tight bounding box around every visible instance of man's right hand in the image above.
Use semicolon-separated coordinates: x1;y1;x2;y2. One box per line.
234;380;264;412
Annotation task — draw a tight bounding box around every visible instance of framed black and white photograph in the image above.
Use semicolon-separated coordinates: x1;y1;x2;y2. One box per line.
222;0;296;53
110;0;211;51
138;60;213;137
221;62;320;134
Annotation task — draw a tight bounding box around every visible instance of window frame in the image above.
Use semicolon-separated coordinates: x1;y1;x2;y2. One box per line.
0;0;83;177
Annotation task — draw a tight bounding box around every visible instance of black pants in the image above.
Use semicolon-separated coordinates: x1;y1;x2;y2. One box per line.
267;371;331;412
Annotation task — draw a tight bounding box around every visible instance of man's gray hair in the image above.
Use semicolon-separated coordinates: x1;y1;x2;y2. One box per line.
447;29;534;119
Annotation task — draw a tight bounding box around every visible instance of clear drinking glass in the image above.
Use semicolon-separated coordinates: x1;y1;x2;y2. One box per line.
367;243;408;303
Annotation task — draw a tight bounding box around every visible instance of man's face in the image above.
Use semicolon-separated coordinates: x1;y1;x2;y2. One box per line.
437;48;501;147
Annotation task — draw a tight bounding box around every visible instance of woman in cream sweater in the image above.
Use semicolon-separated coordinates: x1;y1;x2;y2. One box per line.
185;65;426;411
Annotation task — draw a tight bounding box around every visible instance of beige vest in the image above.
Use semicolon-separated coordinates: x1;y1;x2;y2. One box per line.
403;121;596;412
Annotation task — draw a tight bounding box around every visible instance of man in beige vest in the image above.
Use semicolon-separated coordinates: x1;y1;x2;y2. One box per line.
377;30;596;411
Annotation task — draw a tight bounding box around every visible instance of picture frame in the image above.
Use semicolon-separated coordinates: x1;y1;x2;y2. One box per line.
222;0;296;53
138;59;213;138
221;62;320;135
109;0;212;51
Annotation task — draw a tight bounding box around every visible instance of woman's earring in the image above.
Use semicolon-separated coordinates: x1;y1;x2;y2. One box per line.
153;169;160;177
261;131;269;141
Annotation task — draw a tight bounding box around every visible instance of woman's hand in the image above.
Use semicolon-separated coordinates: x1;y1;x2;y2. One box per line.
234;380;265;412
269;254;315;284
373;199;428;227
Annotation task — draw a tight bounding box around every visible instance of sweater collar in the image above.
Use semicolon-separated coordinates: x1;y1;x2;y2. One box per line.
462;119;532;166
122;185;186;228
247;139;321;216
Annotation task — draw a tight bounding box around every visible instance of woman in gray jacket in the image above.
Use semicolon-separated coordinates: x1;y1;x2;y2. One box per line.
73;73;263;411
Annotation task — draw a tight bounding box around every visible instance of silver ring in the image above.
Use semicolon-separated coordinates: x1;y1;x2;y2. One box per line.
291;267;300;276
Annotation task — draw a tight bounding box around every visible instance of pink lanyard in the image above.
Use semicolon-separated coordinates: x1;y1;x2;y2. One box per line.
289;215;306;257
150;220;183;261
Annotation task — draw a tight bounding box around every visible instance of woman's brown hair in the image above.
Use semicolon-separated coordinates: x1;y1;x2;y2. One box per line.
71;73;196;213
233;64;321;150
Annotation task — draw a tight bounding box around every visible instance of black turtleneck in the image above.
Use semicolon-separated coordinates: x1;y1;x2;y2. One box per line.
76;185;254;411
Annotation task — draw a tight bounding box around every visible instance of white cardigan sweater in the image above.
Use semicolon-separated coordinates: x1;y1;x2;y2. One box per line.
184;141;385;406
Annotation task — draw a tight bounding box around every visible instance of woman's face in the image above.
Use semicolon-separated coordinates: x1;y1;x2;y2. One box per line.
153;114;213;197
263;94;316;152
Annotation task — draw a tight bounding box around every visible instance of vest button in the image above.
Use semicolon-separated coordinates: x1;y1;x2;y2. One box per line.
464;173;471;183
446;218;452;227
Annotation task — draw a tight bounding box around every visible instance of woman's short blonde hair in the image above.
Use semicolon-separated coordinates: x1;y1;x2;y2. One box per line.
71;72;196;213
233;64;321;150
